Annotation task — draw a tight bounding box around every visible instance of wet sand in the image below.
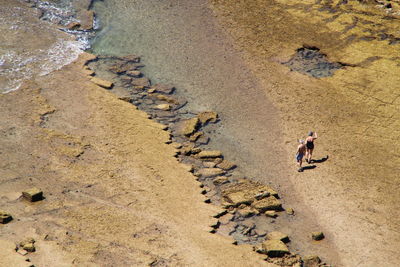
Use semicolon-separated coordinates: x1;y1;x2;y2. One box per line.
92;0;400;266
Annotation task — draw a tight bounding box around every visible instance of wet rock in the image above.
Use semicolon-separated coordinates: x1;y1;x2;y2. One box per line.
213;176;229;185
197;111;218;124
216;160;236;171
131;77;150;87
153;94;180;105
196;135;210;145
152;84;175;94
78;10;94;30
303;255;321;267
189;131;203;142
181;117;200;136
91;77;113;89
203;161;216;168
122;54;141;63
155;104;171;111
82;68;94;76
267;231;290;243
191;147;202;154
311;232;325;241
0;210;13;224
197;150;222;159
126;70;141;77
66;21;80;30
261;240;290;257
252;196;282;212
197;168;225;178
22;187;43;202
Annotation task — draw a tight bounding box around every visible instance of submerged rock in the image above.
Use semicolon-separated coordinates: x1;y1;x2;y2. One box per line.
152;84;175;94
91;77;113;89
155;104;171;111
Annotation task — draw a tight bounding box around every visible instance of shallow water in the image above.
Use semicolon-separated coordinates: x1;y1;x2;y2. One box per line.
91;0;344;264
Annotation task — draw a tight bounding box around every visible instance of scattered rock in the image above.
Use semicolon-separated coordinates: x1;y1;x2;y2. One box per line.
216;160;236;171
197;150;222;159
213;176;229;185
189;131;203;142
152;84;175;94
131;77;150;87
197;111;218;124
224;191;254;206
286;207;295;215
267;231;290;243
311;232;325;241
0;211;13;224
197;168;225;178
19;238;35;252
126;70;142;77
181;117;200;136
303;255;321;267
203;161;216;168
236;206;257;218
155;104;171;111
265;210;278;218
261;239;290;257
90;77;113;89
22;187;43;202
154;94;180;105
252;196;282;212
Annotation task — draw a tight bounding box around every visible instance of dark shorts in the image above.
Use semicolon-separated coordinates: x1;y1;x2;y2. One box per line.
296;153;304;162
306;142;314;150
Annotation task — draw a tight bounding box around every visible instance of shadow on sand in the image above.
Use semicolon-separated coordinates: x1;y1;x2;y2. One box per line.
310;155;329;164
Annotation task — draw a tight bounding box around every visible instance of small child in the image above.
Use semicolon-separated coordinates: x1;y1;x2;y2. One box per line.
296;139;306;172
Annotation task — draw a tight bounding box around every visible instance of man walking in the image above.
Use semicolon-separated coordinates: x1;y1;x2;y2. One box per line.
296;139;306;172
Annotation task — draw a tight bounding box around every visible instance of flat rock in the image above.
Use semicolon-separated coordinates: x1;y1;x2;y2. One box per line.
197;150;222;159
224;191;255;206
267;231;290;243
236;206;257;218
252;196;282;212
66;21;80;30
213;176;229;185
203;161;216;168
216;160;236;170
126;70;141;77
91;77;113;89
311;232;325;241
181;117;200;136
131;77;150;87
154;94;180;105
152;84;175;94
0;210;12;224
155;104;171;111
189;131;203;142
261;240;290;257
197;111;218;124
197;168;225;178
22;187;43;202
265;210;278;218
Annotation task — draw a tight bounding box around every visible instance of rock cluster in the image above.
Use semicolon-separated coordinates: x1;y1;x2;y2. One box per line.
86;54;329;267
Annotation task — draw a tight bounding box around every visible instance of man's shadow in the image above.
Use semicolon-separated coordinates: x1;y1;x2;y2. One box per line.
310;155;329;164
302;156;329;171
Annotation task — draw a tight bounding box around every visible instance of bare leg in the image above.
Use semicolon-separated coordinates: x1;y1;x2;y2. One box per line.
308;148;314;162
297;158;303;172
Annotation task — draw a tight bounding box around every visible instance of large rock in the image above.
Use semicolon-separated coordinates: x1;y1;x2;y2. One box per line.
197;150;222;159
252;196;282;212
303;255;321;267
267;231;290;243
261;240;290;257
0;211;12;224
90;77;113;89
197;168;225;178
181;117;200;136
22;187;43;202
197;111;218;124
